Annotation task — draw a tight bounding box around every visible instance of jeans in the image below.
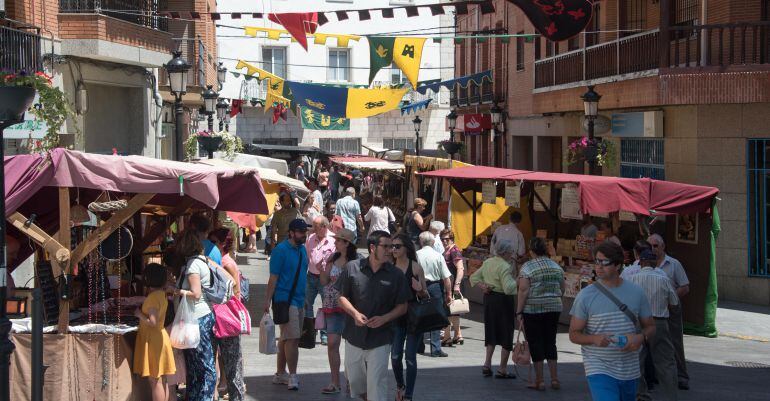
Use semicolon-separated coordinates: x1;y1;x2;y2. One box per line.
184;313;217;401
391;324;420;399
426;282;444;354
304;274;326;341
586;374;637;401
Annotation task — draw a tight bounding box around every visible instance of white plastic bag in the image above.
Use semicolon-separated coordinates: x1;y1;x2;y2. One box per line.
169;296;200;349
259;313;278;355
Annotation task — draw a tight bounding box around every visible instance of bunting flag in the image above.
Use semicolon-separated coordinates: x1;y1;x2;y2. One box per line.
507;0;593;42
267;12;318;50
244;26;285;40
272;103;288;124
234;60;290;111
368;36;426;88
415;70;493;95
313;33;362;47
287;81;408;119
400;98;432;116
300;107;350;130
230;99;243;117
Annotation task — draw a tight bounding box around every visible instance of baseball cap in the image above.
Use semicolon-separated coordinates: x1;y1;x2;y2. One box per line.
335;228;355;243
289;218;309;232
639;249;657;262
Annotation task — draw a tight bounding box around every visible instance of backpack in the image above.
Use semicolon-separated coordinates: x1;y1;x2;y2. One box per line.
185;256;234;305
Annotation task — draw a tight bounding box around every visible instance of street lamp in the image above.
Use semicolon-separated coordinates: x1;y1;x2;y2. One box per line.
217;62;227;90
224;109;232;132
581;85;602;175
201;85;218;133
446;109;458;142
490;104;503;126
165;51;191;161
216;98;228;131
412;115;422;157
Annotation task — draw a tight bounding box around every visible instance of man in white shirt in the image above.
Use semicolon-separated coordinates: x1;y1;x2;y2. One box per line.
429;220;446;255
647;234;690;390
490;211;526;270
336;187;364;243
416;231;452;357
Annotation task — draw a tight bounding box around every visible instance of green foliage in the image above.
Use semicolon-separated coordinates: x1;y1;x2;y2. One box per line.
184;130;243;161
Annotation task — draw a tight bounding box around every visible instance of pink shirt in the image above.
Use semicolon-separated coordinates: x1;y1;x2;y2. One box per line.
305;232;336;275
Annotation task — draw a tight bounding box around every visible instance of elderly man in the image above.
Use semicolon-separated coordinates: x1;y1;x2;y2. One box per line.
429;221;446;255
336;187;364;243
647;233;689;390
273;192;302;246
416;231;453;357
628;250;680;401
490;211;526;271
305;216;336;346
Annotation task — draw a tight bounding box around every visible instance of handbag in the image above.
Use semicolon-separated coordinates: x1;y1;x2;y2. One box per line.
272;249;303;325
212;297;252;338
448;292;470;315
512;323;531;366
298;317;316;349
407;294;450;334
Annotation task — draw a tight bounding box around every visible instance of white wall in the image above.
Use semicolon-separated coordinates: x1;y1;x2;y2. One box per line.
216;0;454;151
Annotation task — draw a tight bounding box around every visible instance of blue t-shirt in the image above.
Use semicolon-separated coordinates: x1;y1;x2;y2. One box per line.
203;239;222;266
269;240;308;308
570;280;652;381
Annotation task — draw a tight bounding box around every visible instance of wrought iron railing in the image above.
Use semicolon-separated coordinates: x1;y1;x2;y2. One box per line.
0;26;42;73
668;22;770;67
59;0;168;31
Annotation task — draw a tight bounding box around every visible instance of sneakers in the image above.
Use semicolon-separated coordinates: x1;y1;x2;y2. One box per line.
288;374;300;391
272;373;289;385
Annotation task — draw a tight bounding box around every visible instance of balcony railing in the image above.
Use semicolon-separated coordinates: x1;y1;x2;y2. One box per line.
0;26;42;73
481;80;494;104
535;29;659;89
59;0;168;31
668;22;770;68
159;38;209;88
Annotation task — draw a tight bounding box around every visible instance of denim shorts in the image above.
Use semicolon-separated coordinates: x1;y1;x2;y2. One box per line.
324;312;346;334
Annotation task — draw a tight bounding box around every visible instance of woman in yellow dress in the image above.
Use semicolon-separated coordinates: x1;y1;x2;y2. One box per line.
134;263;176;401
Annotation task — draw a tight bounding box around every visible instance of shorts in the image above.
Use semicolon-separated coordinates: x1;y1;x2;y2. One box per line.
279;306;304;340
324;312;346;335
344;342;390;401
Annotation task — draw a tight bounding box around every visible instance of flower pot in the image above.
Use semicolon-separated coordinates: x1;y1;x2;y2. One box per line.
0;86;36;127
440;141;463;156
197;135;223;159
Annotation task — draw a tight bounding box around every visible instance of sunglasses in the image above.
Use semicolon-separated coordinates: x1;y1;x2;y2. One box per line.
594;258;613;266
440;237;451;241
390;244;403;250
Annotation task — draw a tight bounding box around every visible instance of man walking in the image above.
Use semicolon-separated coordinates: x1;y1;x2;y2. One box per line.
429;221;446;255
335;187;364;243
647;234;690;390
335;231;410;401
264;219;309;391
490;211;526;270
569;241;655;400
305;216;336;345
416;231;453;357
272;193;302;246
628;250;680;401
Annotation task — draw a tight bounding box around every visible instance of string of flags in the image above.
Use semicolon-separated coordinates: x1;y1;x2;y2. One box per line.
415;71;492;95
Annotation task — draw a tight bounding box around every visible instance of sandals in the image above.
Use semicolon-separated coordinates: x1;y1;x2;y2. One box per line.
495;370;517;379
482;366;493;377
321;384;341;394
395;385;406;401
441;339;454;347
453;337;465;345
527;381;546;391
551;380;561;390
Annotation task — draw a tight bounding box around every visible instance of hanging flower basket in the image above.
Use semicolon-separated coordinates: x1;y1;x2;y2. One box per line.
566;136;617;167
438;140;464;156
185;130;243;161
0;86;36;126
197;135;223;157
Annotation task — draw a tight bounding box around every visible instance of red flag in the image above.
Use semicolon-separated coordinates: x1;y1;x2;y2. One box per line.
268;13;318;50
272;103;288;124
230;99;243;117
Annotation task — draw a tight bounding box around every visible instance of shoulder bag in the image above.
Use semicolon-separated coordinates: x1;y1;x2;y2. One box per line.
272;249;303;325
448;292;470;315
407;293;450;334
593;281;642;333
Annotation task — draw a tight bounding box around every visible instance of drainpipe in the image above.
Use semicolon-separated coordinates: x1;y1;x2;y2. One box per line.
150;69;164;159
700;0;708;66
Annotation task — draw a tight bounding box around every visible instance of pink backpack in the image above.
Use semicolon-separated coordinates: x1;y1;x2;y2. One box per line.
212;297;252;338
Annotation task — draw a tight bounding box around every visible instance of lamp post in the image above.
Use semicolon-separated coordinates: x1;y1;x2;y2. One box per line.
216;98;228;132
201;85;218;133
224;109;232;132
165;51;191;161
447;109;458;143
217;62;227;90
490;104;503;167
412;115;422;157
581;85;602;175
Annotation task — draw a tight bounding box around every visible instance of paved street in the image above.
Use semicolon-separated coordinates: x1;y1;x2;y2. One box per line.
235;251;770;401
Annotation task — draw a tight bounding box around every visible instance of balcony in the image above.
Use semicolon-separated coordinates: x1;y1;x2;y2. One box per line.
59;0;168;31
481;80;494;104
667;22;770;69
0;26;42;73
159;38;211;88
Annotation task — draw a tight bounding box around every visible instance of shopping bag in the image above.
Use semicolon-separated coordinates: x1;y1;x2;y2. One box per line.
259;313;278;355
169;296;200;349
213;297;252;338
314;309;326;330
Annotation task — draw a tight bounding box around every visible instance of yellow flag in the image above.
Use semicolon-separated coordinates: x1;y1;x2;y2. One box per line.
243;26;285;41
392;37;426;88
346;87;408;119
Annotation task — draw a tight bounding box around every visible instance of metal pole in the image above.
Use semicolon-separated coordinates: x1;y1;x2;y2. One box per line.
447;129;454;229
0;124;13;401
31;288;43;401
208;113;214;133
174;95;185;161
219;119;224;132
415;129;421;158
587;117;597;175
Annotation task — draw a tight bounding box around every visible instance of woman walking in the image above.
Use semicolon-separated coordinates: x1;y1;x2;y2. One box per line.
516;237;565;391
364;196;396;235
391;233;428;401
209;228;247;401
174;229;217;401
470;241;518;379
406;198;432;245
440;229;465;346
318;228;358;395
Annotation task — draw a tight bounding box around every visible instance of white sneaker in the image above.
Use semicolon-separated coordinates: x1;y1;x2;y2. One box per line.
272;373;289;385
288;374;299;391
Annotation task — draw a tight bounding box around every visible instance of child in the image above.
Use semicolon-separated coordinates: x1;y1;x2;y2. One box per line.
134;263;176;401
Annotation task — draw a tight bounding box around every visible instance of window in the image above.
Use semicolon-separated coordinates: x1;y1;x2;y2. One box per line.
619;139;665;180
383;138;417;150
621;0;647;36
516;31;525;71
585;3;601;46
320;138;360;154
672;0;699;26
390;63;407;85
328;49;350;82
262;47;287;78
748;139;770;277
545;40;554;58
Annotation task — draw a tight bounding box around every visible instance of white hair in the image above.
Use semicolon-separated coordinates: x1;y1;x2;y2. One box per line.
418;231;435;247
494;240;515;258
345;187;356;196
429;221;445;233
647;233;665;247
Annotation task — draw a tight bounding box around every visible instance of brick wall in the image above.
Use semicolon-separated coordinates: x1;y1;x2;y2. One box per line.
6;0;59;37
58;14;172;53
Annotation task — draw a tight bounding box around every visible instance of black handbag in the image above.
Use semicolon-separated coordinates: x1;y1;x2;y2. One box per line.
298;317;316;349
407;294;449;334
272;251;303;325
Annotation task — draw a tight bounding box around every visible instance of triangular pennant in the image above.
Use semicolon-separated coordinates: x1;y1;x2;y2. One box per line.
358;10;371;21
454;37;464;44
381;8;394;18
210;13;221;20
367;36;396;84
314;33;329;46
336;34;361;47
252;13;263;19
231;13;241;19
230;99;243;117
392;37;426;88
336;11;349;21
480;1;496;14
190;12;201;19
317;13;329;26
169;12;180;19
429;5;445;16
455;3;469;15
432;38;442;44
477;37;488;43
268;12;318;50
405;6;419;17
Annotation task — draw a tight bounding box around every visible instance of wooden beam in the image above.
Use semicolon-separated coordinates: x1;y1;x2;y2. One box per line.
69;193;154;266
133;196;195;254
58;188;71;251
7;212;69;273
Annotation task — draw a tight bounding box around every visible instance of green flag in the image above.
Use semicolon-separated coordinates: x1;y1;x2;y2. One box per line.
368;36;396;84
300;107;350;130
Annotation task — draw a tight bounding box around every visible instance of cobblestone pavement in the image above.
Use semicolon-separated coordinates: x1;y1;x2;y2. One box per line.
235;252;770;401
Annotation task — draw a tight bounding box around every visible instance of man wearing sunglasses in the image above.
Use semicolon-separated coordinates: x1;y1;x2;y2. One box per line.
647;234;690;390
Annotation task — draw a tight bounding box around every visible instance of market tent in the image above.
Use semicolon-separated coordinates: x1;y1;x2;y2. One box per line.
216;151;291;176
198;157;308;195
330;155;405;171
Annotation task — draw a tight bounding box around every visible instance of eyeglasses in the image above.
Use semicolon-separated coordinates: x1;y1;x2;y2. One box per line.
440;237;450;241
390;244;403;250
594;258;613;266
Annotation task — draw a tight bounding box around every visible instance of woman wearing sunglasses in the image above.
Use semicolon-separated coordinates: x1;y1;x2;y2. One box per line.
390;233;428;401
440;229;465;346
318;228;358;395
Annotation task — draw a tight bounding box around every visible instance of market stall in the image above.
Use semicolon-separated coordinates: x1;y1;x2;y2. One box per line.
329;155;406;225
419;166;720;336
5;148;269;400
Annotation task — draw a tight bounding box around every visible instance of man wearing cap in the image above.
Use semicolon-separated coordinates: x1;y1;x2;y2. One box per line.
628;250;680;401
264;218;309;391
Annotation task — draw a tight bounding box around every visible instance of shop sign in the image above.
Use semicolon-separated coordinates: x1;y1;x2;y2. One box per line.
481;180;497;204
3;112;47;140
533;184;551;212
454;114;492;133
504;182;521;207
560;184;582;220
581;115;611;135
619;211;636;221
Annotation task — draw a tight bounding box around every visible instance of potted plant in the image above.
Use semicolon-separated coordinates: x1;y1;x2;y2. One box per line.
0;71;74;151
438;139;464;156
185;130;243;161
566;136;617;167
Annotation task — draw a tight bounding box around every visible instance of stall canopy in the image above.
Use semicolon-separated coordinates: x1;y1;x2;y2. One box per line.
198;157;308;195
216;152;291;176
330;155;405;171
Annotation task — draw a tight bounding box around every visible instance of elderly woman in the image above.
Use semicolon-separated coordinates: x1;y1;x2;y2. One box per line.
516;237;565;391
406;198;432;245
440;229;465;346
429;221;446;254
469;241;518;379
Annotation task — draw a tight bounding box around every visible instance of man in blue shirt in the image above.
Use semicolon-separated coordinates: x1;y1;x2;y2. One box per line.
189;213;222;265
264;219;309;391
